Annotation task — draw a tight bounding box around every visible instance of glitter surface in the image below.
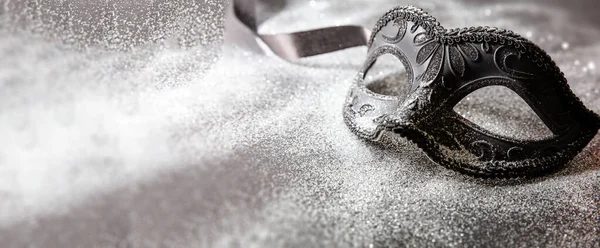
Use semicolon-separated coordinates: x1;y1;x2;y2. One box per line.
0;0;599;247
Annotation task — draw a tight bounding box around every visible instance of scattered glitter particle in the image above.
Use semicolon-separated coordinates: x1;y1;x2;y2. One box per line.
0;1;599;247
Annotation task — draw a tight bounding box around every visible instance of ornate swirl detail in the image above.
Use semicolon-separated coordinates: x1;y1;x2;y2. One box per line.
347;94;375;117
348;5;600;177
367;6;444;47
494;45;536;79
471;140;495;161
382;19;407;43
358;104;374;116
507;147;524;160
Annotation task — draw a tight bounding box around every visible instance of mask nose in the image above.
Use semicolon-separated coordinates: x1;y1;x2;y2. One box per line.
374;88;427;133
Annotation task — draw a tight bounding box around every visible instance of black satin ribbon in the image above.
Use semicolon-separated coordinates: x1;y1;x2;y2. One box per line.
231;0;371;60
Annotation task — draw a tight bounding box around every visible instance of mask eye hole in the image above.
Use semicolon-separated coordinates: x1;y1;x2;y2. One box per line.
363;54;410;99
453;86;554;140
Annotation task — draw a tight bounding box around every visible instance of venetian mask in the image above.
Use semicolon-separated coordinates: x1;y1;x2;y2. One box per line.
344;6;600;177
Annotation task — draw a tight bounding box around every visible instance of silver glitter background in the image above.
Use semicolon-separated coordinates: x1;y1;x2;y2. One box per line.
0;0;599;247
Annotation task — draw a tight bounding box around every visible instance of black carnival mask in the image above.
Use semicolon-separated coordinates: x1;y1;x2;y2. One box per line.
230;3;600;177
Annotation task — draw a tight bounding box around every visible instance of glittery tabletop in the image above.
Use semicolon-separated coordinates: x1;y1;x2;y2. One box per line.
0;0;598;247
